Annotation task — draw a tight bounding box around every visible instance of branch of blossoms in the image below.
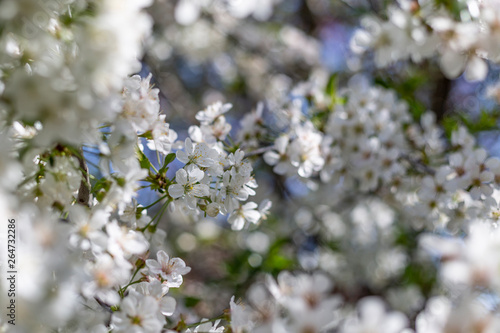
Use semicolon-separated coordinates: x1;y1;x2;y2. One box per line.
5;0;500;333
0;1;270;331
222;68;500;331
351;0;500;82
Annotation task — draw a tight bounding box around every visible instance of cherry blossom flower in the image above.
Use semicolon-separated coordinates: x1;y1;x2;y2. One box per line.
263;135;291;175
168;165;209;209
195;102;232;124
228;202;261;230
111;291;166;333
146;250;191;288
341;297;409;333
176;138;218;167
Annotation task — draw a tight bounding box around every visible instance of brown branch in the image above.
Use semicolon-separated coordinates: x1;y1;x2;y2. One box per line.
77;147;91;206
243;145;274;158
431;76;452;123
400;154;436;175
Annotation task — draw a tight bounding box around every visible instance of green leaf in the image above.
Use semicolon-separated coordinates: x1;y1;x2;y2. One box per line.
161;153;176;171
433;0;465;19
184;297;201;308
374;75;427;121
442;116;460;139
325;73;338;98
137;148;151;170
444;109;500;138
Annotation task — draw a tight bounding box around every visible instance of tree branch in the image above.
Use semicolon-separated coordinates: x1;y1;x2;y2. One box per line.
77;147;91;206
431;75;452;123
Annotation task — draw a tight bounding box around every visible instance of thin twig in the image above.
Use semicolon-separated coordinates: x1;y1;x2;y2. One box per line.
244;145;274;158
77;147;91;206
400;153;436;175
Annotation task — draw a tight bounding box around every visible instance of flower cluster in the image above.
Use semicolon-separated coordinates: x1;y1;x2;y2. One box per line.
261;75;429;193
0;1;266;330
230;271;342;332
167;102;269;230
224;72;500;331
230;271;411;333
352;0;500;81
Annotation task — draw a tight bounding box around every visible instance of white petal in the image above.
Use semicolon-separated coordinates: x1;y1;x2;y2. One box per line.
242;202;258;210
157;250;170;265
230;215;245;230
168;184;185;198
263;151;280;166
160;296;177;316
274;162;290;175
465;56;488;82
440;50;466;79
175;0;200;26
188;167;205;183
191;184;209;197
275;135;289;154
175;168;188;185
244;210;261;224
197;157;214;168
120;296;137;316
176;150;189;164
138;295;159;314
188;125;203;142
185;137;194;154
146;259;162;274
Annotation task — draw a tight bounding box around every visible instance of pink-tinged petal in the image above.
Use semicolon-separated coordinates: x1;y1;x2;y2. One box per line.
165;274;183;288
168;184;185;199
156;250;169;265
170;258;191;274
146;259;162;274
